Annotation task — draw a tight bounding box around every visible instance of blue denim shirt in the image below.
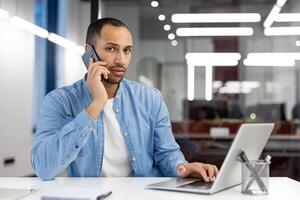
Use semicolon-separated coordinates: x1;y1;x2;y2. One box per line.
31;78;187;180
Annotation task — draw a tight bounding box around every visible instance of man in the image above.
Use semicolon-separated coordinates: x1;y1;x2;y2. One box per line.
31;18;218;181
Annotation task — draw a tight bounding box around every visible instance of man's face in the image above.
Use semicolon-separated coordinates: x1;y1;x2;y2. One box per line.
94;25;133;84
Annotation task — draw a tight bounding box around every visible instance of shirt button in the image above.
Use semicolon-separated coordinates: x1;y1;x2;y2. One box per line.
116;95;120;99
132;157;136;162
75;145;79;149
123;132;128;136
115;108;120;113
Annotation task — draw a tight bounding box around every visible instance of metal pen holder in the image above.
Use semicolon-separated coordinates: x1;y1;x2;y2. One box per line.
241;160;269;195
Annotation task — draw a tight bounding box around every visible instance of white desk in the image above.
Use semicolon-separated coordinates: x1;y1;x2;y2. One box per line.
0;177;299;200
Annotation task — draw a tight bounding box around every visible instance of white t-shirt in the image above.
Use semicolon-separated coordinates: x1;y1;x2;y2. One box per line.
101;98;132;177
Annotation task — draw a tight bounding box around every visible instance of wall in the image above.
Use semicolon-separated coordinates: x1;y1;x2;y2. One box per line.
0;0;35;176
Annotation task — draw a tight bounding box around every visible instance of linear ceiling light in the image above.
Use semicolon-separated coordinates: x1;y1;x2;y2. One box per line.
10;16;49;38
243;58;295;67
205;65;213;101
48;33;77;49
264;27;300;35
185;53;241;61
177;27;253;37
188;59;239;66
0;8;9;19
276;0;287;7
172;13;261;23
247;52;300;60
263;0;287;28
186;53;241;101
274;13;300;22
187;63;195;101
263;5;281;28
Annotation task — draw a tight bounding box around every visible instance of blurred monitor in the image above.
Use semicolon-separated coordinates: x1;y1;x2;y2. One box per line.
183;99;228;120
246;103;286;122
292;102;300;119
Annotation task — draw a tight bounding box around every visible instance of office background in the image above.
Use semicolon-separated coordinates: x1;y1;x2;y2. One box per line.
0;0;300;180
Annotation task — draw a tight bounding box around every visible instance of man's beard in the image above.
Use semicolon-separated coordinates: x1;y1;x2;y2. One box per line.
102;76;124;84
103;65;126;84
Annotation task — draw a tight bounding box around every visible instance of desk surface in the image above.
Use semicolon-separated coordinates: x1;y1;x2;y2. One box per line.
0;177;298;200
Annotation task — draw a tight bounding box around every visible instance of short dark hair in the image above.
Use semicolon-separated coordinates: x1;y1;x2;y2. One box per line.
85;18;128;45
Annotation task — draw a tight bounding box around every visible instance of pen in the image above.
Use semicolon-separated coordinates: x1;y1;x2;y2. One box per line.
239;152;268;193
96;191;112;200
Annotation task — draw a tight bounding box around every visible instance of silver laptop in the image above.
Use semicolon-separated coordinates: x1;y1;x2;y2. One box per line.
146;123;274;194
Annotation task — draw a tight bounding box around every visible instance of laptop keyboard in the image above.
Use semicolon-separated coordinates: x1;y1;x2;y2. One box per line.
177;180;213;190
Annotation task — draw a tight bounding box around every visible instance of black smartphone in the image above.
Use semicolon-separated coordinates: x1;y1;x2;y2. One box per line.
82;45;101;69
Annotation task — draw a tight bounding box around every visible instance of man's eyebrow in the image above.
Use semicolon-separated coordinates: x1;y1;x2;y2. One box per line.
105;42;133;48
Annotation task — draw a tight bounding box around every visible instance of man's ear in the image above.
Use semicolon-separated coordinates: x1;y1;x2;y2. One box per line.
85;44;89;51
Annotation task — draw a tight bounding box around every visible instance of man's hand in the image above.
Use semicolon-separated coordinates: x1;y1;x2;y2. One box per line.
177;162;218;182
86;58;110;120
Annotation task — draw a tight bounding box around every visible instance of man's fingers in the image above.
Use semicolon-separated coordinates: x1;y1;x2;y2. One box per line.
89;61;108;76
213;165;219;176
93;68;109;80
93;60;107;66
186;163;210;182
88;58;93;73
179;163;220;182
206;164;215;181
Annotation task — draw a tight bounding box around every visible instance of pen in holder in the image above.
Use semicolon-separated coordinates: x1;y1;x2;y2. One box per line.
239;152;270;195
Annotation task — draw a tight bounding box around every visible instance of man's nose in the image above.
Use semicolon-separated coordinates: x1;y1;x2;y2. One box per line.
115;52;126;65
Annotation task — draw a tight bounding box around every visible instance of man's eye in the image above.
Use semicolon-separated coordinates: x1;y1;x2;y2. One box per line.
106;47;115;52
124;49;131;54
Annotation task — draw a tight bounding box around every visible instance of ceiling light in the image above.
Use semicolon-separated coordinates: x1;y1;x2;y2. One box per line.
264;27;300;35
213;81;223;90
172;13;261;23
221;81;260;94
296;40;300;46
276;0;287;7
10;16;49;38
168;33;175;40
187;64;194;101
185;53;241;61
274;13;300;22
0;8;9;19
243;58;295;67
205;65;213;101
219;85;252;94
151;1;159;8
158;14;165;21
176;27;253;36
186;53;241;66
188;59;239;66
247;52;300;60
164;24;171;31
263;5;281;28
171;40;178;46
48;33;77;49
